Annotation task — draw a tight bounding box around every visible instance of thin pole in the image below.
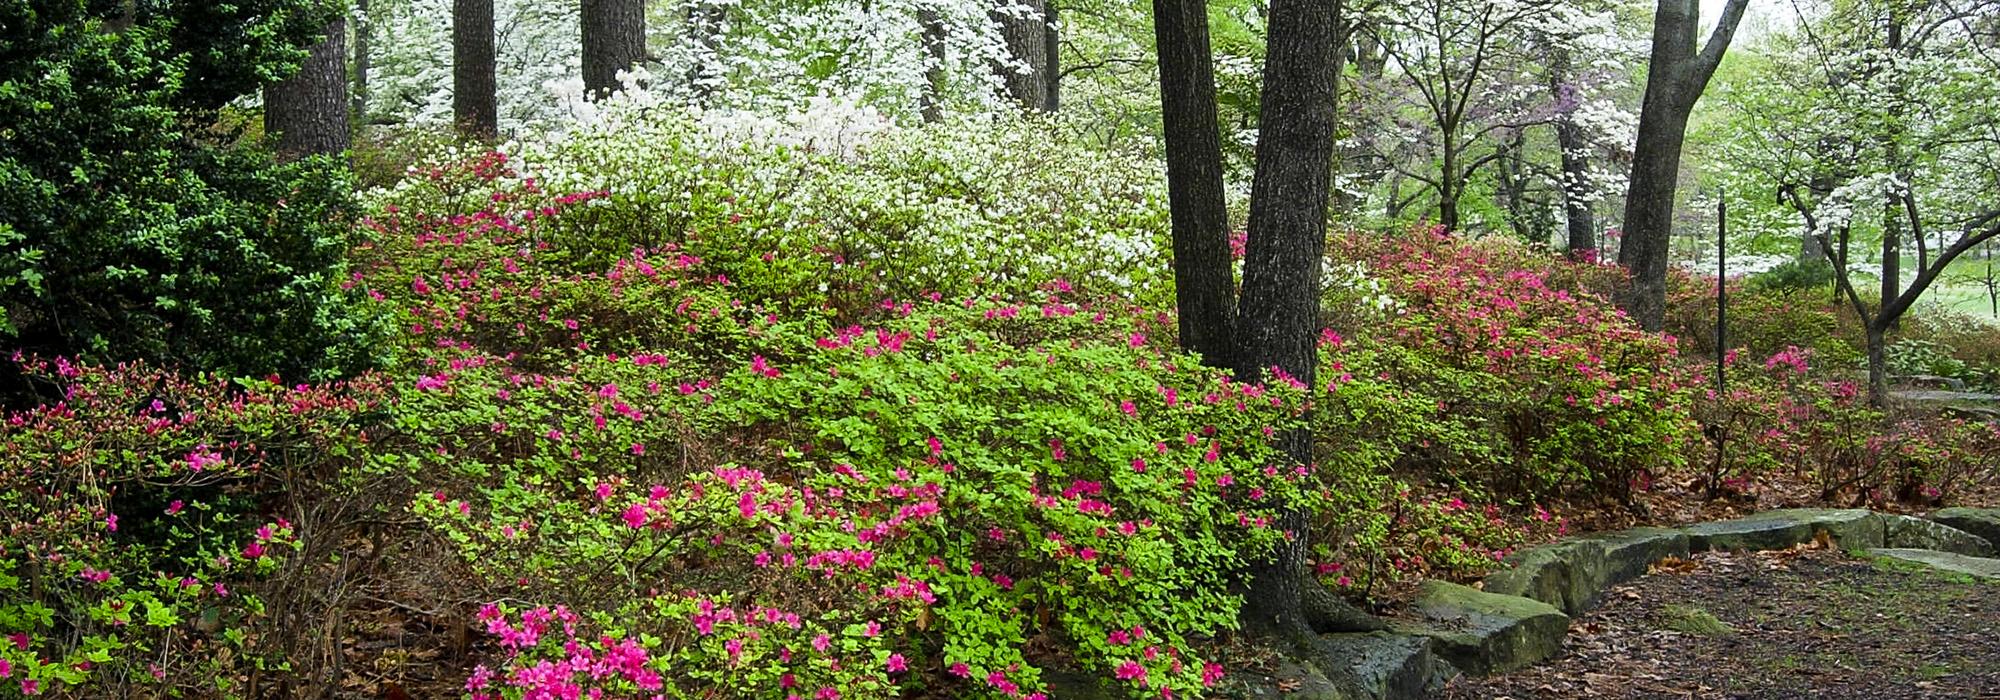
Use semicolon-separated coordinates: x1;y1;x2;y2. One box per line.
1717;194;1727;394
1714;193;1728;490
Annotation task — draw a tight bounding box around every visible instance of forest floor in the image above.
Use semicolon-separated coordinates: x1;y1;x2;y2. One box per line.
1440;546;2000;700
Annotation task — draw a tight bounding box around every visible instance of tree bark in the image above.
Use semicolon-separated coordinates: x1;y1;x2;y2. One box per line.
919;6;949;123
1153;0;1235;369
1235;0;1346;642
266;18;350;161
582;0;646;98
1438;137;1460;232
992;0;1053;111
453;0;498;140
1617;0;1748;331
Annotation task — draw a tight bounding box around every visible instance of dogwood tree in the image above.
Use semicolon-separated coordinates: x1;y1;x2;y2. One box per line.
1716;0;2000;405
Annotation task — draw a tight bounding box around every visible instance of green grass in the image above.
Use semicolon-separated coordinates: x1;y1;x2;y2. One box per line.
1658;603;1736;636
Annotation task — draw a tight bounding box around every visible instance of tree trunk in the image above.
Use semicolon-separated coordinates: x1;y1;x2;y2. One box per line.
919;6;949;123
1235;0;1346;642
1617;0;1747;331
453;0;498;140
1618;94;1692;329
1866;322;1889;408
1043;1;1061;111
582;0;646;98
1438;150;1460;232
1153;0;1235;369
266;17;350;161
1333;25;1385;216
1549;51;1597;257
992;0;1053;111
1500;132;1533;241
686;1;725;103
1882;192;1901;330
353;0;371;122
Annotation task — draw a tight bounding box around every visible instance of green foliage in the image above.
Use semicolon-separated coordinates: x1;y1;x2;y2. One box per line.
0;0;384;388
1748;259;1838;294
1886;338;1971;381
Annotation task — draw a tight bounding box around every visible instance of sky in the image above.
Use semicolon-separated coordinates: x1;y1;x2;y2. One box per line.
1702;0;1797;40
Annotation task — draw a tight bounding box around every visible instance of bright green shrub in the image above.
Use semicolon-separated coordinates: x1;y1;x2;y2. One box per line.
351;156;1315;697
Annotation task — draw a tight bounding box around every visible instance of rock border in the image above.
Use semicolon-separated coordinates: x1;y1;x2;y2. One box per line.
1323;507;2000;700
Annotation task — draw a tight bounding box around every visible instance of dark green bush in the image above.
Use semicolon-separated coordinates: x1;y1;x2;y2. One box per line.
0;0;381;391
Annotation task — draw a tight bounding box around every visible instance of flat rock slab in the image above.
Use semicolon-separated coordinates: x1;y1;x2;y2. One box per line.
1572;527;1690;586
1866;548;2000;580
1684;508;1883;552
1316;631;1453;700
1883;513;1995;556
1402;581;1569;677
1480;540;1608;616
1929;507;2000;548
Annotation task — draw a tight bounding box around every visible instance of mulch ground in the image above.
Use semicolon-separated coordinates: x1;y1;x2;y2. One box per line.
1442;547;2000;700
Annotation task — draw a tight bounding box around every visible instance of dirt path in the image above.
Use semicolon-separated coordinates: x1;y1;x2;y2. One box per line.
1441;548;2000;700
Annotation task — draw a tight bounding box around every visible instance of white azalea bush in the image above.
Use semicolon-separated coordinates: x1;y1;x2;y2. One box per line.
372;90;1177;316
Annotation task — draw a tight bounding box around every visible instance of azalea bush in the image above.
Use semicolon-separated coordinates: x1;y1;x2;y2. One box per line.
347;137;1318;698
1692;344;2000;506
367;98;1177;320
1321;229;1697;503
0;358;391;697
411;302;1311;699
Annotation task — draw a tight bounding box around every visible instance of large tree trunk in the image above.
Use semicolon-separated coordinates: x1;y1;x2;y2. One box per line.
1617;0;1747;331
1235;0;1355;642
1153;0;1235;369
919;6;949;123
1448;138;1464;234
453;0;498;140
582;0;646;98
1618;96;1692;329
992;0;1054;111
266;18;350;161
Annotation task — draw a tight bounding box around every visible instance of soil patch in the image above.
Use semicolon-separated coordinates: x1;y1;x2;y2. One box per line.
1442;547;2000;699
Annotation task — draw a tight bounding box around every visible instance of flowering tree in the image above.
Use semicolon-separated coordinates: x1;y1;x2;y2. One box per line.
1717;0;2000;405
1356;0;1564;233
1339;0;1641;239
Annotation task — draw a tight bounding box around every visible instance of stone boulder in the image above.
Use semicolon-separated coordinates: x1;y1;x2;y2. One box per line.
1480;540;1607;616
1866;548;2000;580
1928;507;2000;549
1315;632;1454;700
1571;527;1691;587
1684;508;1883;552
1401;581;1570;676
1883;514;1995;556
